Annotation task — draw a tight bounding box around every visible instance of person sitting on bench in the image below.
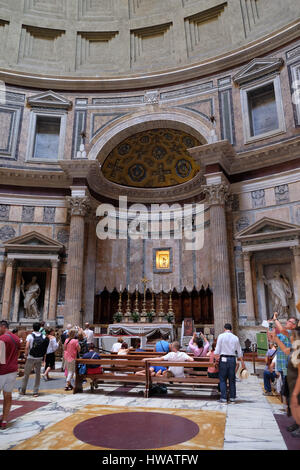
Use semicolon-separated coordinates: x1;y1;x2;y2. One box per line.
82;343;102;375
146;341;194;378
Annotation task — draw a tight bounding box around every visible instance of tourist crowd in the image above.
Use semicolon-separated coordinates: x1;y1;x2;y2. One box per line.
0;316;299;437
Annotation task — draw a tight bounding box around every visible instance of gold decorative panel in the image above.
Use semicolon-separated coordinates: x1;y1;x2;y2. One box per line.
102;128;201;188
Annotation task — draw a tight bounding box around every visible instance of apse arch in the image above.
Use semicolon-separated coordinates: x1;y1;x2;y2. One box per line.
88;111;212;165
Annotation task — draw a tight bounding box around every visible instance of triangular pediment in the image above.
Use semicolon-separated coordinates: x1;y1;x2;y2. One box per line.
236;217;300;240
4;231;64;253
233;58;284;85
27;90;72;110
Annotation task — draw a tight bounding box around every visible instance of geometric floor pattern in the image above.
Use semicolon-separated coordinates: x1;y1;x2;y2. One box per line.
0;363;293;451
12;405;226;450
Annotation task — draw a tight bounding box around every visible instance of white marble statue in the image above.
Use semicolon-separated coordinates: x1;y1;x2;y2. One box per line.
76;143;87;159
263;270;293;319
21;276;40;318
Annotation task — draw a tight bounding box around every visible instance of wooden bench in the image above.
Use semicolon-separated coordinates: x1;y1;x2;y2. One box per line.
74;358;149;394
145;360;219;398
74;357;220;399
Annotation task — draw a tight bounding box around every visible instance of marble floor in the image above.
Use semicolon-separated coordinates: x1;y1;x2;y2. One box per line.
0;363;293;451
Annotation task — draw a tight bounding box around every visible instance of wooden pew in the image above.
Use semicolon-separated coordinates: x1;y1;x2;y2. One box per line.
145;359;219;398
74;358;149;395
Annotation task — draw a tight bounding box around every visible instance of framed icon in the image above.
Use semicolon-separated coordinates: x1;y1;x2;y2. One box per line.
153;248;173;273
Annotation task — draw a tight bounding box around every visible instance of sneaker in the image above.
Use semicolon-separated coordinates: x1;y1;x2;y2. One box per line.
287;423;299;432
229;398;236;402
219;399;227;403
263;392;272;396
291;427;300;438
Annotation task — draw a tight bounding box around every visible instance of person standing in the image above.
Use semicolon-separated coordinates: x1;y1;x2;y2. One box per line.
19;322;49;398
42;328;59;381
63;329;80;391
214;323;246;403
263;343;278;396
0;321;20;430
84;323;94;347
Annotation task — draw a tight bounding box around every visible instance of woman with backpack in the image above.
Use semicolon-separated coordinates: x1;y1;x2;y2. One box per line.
63;329;80;391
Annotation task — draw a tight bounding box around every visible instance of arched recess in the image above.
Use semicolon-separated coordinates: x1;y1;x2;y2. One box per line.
88;110;212;165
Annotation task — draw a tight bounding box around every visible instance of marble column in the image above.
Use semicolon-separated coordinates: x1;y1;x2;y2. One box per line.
242;252;256;322
1;258;15;320
292;246;300;312
65;196;90;327
48;260;59;322
203;182;233;337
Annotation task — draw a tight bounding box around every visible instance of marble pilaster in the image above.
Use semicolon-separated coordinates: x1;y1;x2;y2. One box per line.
242;252;256;322
1;258;15;320
48;260;59;322
84;213;97;324
291;246;300;311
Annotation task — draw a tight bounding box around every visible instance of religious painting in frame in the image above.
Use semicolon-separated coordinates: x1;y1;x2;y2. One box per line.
153;247;173;273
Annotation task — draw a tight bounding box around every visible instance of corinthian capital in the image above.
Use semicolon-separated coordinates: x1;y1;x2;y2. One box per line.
202;183;231;206
67;196;90;217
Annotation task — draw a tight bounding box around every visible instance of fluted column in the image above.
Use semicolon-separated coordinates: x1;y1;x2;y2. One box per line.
48;260;59;322
1;259;15;320
242;252;255;322
65;196;90;326
292;246;300;309
203;182;233;336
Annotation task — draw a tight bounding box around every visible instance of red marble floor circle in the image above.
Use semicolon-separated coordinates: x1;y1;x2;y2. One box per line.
73;412;199;449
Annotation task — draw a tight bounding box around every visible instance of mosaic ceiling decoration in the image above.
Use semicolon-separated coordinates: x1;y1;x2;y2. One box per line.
102;128;201;188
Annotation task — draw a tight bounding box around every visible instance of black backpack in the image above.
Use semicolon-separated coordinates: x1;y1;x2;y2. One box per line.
30;333;49;358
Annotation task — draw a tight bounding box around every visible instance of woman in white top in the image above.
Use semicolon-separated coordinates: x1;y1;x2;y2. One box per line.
42;328;59;381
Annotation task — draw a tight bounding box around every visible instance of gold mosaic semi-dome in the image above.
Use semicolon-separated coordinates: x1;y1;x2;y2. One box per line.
102;129;201;188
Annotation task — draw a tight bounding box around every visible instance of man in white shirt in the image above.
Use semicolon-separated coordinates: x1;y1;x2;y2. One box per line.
215;323;246;403
147;341;194;377
111;337;123;353
84;323;94;346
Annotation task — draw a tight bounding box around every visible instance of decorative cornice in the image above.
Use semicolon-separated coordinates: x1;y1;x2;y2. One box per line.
188;140;236;174
0;20;299;91
202;183;231;206
188;136;300;176
0;166;71;188
87;166;206;203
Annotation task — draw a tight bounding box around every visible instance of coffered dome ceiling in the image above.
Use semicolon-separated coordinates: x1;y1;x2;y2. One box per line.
0;0;298;86
102;129;201;188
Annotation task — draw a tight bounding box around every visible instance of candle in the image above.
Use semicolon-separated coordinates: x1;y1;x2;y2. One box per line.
136;284;138;290
120;284;122;292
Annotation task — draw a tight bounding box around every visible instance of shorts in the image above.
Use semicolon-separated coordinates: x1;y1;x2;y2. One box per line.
45;353;55;369
65;360;76;373
153;366;167;374
0;372;18;393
